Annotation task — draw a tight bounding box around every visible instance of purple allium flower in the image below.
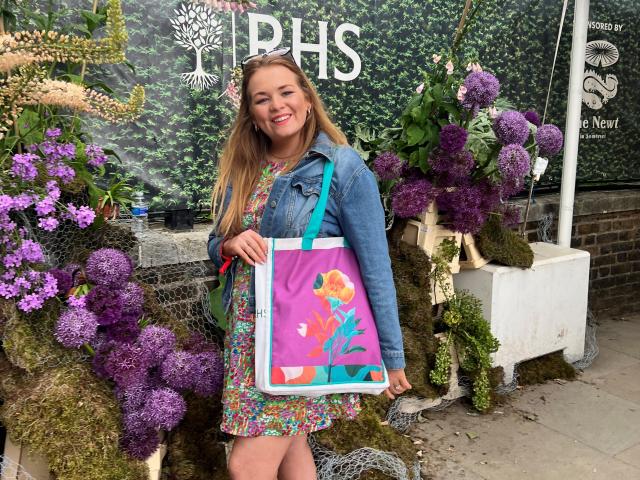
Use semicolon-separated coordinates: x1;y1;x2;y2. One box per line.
436;183;488;234
54;307;99;348
120;282;144;315
428;149;475;185
91;338;115;379
104;342;149;388
85;248;133;287
86;284;123;325
500;204;522;227
372;152;404;181
10;153;39;181
182;332;214;354
497;144;531;197
141;388;186;431
536;124;564;156
461;71;500;110
45;128;62;138
138;326;176;367
49;268;72;294
121;423;160;460
390;178;437;218
523;110;541;127
105;316;141;343
192;350;224;397
493;111;530;146
160;351;198;390
439;124;468;153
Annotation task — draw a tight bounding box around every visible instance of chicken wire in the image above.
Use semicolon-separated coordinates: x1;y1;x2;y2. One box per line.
0;455;37;480
309;435;421;480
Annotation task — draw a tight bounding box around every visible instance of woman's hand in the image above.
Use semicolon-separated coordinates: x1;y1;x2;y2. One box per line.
384;368;412;400
223;229;267;266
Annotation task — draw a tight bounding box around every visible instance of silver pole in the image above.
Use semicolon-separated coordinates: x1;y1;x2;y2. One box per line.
558;0;589;247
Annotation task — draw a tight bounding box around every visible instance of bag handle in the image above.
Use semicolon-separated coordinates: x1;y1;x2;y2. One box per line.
301;159;334;250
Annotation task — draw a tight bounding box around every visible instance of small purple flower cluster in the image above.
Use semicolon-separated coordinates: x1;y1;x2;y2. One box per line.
85;144;108;168
372;152;405;181
52;248;224;460
461;71;500;113
1;128;103;312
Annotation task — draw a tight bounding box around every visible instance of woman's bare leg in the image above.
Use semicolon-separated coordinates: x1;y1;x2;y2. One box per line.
228;436;294;480
278;434;317;480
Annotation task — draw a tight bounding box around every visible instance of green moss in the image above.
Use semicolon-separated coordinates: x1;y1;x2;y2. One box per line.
516;351;577;385
0;360;148;480
313;396;418;479
477;213;534;268
388;239;442;399
163;393;228;480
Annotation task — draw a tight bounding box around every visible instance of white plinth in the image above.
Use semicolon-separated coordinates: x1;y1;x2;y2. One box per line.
453;242;590;382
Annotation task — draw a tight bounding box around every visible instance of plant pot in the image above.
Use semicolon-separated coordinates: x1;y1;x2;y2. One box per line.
96;198;120;221
164;208;193;231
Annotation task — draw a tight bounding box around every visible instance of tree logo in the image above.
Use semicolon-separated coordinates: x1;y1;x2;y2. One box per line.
171;3;223;90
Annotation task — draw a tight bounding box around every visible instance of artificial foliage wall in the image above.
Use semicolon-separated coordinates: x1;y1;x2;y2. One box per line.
22;0;639;209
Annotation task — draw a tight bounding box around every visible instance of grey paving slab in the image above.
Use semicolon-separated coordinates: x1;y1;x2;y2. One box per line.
614;443;640;470
414;402;640;480
597;318;640;360
512;381;640;455
579;345;640;382
584;362;640;405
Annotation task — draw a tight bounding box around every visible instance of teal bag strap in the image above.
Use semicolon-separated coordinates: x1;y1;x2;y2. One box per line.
302;159;334;250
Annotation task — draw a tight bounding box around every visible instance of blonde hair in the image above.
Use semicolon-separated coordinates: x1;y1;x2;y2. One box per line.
211;54;347;238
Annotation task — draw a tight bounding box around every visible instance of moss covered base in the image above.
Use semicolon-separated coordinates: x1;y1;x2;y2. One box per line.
477;214;534;268
516;351;577;385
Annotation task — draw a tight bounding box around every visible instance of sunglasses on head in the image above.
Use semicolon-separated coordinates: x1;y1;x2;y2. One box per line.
240;47;296;70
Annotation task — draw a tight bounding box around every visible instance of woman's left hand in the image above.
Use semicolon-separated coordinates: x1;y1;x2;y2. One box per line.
384;369;412;400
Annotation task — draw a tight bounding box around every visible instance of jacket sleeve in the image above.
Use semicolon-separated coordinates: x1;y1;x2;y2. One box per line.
337;154;406;370
207;186;232;269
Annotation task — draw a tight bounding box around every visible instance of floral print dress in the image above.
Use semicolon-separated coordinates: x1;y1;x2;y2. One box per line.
221;160;360;437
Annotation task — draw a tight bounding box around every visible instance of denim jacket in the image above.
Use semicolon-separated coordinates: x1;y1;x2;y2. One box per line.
207;132;405;369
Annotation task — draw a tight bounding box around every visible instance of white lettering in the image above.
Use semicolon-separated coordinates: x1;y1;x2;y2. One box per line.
334;23;361;81
248;13;283;55
292;18;328;79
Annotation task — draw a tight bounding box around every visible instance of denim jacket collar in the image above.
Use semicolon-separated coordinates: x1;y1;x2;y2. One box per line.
306;131;335;163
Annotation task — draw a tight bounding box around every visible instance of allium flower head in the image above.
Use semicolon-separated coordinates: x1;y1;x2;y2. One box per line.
85;248;133;286
105;316;141;343
439;125;468;154
119;281;145;315
436;183;488;234
120;411;160;460
54;307;99;348
160;351;198;390
391;178;437;218
192;350;224;396
86;284;123;325
372;152;404;181
138;325;176;367
523;110;541;127
461;71;500;110
49;268;72;294
493;111;530;146
429;149;475;185
141;388;186;430
104;342;149;388
536;124;564;156
497;144;531;197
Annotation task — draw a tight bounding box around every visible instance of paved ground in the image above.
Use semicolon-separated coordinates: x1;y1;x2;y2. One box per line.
412;312;640;480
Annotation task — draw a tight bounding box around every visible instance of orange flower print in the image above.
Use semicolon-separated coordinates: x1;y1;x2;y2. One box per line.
313;269;355;313
297;310;339;358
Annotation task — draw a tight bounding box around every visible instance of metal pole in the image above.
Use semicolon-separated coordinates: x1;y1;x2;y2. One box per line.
557;0;589;247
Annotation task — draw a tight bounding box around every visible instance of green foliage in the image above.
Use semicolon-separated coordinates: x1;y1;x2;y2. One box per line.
477;212;534;267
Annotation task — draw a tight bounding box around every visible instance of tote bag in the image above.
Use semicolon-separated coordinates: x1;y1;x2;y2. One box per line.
255;159;389;396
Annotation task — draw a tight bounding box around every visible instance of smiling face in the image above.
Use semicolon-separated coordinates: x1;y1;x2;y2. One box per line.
247;64;312;154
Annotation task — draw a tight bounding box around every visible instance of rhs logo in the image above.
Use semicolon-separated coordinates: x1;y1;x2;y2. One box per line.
171;2;362;91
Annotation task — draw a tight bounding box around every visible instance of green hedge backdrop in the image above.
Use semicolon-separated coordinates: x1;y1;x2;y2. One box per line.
32;0;640;208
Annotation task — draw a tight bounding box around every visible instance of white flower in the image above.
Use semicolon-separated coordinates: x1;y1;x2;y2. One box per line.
297;323;308;337
416;83;425;94
446;60;454;75
432;54;442;64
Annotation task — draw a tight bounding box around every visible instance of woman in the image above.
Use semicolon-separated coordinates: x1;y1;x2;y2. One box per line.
208;48;411;480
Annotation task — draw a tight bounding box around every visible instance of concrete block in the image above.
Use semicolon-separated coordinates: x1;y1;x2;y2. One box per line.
453;242;590;382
